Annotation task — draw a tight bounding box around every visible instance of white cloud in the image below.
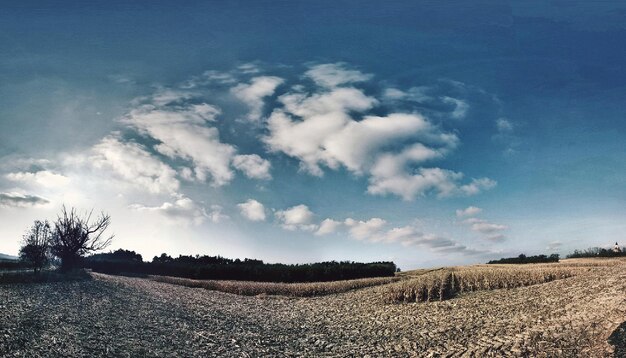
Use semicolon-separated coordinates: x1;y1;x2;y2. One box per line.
129;196;208;226
546;241;563;250
122;99;237;186
456;206;483;217
382;87;432;103
237;199;266;222
305;63;372;88
441;96;469;119
0;192;49;208
91;135;180;194
464;218;508;234
496;118;514;133
232;154;272;180
368;167;496;201
263;65;495;200
341;218;488;256
122;90;273;186
275;204;316;231
315;218;343;236
493;118;520;156
207;205;229;223
231;76;284;121
344;217;387;240
5;170;70;188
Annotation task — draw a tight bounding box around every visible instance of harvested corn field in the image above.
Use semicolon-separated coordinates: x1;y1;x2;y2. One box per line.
385;264;580;303
1;258;625;357
148;274;399;297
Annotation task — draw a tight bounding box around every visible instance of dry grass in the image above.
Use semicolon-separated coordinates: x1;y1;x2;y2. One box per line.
385;265;581;303
149;274;400;297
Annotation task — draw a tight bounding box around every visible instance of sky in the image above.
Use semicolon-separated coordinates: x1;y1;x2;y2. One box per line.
1;1;625;269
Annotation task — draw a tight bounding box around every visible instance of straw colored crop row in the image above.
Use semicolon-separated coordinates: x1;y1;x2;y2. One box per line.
149;274;400;297
385;266;580;303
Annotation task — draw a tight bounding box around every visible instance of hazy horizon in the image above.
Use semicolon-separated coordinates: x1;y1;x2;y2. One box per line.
1;1;625;270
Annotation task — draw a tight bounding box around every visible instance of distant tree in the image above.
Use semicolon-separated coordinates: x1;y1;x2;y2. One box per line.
50;206;113;271
88;249;143;262
19;220;52;273
152;253;173;263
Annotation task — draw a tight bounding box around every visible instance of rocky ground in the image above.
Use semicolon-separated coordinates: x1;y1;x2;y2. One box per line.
1;260;625;357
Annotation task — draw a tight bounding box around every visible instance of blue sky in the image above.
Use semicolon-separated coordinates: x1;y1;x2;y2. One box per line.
1;1;625;269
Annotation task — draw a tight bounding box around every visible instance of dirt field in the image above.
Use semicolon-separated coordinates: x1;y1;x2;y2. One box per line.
1;259;625;357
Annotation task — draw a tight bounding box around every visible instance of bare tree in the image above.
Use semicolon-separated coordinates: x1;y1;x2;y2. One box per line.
51;206;114;271
19;220;52;273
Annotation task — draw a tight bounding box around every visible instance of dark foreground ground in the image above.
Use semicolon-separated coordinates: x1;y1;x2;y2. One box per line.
1;260;625;357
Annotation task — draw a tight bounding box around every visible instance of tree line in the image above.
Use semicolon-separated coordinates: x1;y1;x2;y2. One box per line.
15;205;397;282
566;246;626;258
84;249;397;283
487;253;560;264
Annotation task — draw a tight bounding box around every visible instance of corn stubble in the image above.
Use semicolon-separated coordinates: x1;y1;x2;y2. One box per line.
149;275;399;297
385;265;581;303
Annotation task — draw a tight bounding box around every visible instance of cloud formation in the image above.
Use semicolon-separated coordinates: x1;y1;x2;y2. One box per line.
92;135;180;194
129;196;209;226
305;63;372;88
232;154;272;180
342;217;487;256
263;63;495;200
5;170;70;188
237;199;266;221
315;218;343;236
275;204;316;231
0;192;49;208
456;206;482;217
231;76;284;121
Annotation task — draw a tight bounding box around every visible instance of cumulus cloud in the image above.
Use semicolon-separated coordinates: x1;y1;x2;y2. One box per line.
0;192;49;208
263;63;495;200
368;167;496;201
232;154;271;180
122;98;236;186
305;63;372;88
129;196;208;226
5;170;70;188
231;76;284;121
91;135;180;194
275;204;316;231
341;218;487;256
344;217;387;240
315;218;343;236
122;89;272;186
464;218;508;234
237;199;266;221
456;206;483;217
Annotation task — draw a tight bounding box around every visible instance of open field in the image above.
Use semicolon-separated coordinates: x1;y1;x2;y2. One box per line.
1;258;625;357
149;275;399;297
